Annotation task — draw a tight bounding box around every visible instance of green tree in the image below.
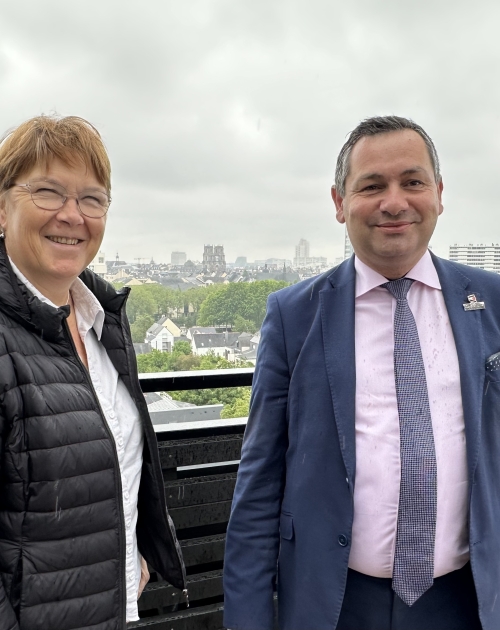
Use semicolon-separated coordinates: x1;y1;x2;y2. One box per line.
130;314;154;343
220;388;251;419
137;342;201;374
137;349;175;373
198;280;288;328
170;353;252;407
123;284;187;324
233;314;257;333
126;287;157;323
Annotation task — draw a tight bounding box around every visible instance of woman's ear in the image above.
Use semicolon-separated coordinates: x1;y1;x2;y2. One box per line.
0;192;9;236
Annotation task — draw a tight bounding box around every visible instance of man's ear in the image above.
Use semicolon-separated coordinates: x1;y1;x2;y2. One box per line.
437;179;444;216
331;186;346;224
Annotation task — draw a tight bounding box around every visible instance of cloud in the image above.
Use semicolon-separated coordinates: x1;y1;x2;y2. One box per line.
0;0;499;262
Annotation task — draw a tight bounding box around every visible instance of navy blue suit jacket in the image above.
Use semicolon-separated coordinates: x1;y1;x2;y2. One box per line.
223;255;500;630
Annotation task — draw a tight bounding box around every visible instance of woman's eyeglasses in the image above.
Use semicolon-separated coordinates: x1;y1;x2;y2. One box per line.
16;179;111;218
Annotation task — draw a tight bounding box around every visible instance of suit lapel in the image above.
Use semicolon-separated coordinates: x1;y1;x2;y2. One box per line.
320;258;357;482
432;255;485;484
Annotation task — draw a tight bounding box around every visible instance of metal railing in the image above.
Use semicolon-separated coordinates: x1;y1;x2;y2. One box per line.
139;367;254;393
132;367;255;630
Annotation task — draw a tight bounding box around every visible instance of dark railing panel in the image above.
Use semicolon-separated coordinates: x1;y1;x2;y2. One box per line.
165;473;237;508
158;435;243;468
180;535;226;567
170;499;233;531
132;370;251;630
138;570;223;610
139;367;254;392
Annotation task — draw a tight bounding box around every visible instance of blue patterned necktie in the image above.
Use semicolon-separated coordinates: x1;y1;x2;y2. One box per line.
382;278;437;607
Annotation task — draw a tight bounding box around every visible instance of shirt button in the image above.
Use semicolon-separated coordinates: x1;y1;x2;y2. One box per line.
338;534;348;547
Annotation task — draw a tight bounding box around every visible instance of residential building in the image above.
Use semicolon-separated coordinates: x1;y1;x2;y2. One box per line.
133;342;151;356
146;317;183;352
191;332;241;358
88;251;106;277
186;326;217;340
145;392;223;425
449;243;500;273
344;229;354;259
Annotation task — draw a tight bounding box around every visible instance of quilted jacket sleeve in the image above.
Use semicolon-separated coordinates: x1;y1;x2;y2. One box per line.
0;401;20;630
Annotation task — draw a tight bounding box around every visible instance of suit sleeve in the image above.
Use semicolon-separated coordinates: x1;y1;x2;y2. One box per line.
0;406;20;630
223;293;290;630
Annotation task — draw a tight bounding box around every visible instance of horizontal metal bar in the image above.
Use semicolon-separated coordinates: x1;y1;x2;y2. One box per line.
159;435;243;469
165;472;237;508
139;570;223;610
154;417;247;435
129;602;224;628
139;367;254;392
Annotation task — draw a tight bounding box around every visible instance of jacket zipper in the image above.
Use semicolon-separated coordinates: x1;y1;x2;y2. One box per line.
119;304;188;597
63;320;127;627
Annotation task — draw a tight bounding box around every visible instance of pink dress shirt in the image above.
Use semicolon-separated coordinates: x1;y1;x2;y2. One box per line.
348;251;470;578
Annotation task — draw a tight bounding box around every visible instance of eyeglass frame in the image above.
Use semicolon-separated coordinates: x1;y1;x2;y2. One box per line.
13;179;111;218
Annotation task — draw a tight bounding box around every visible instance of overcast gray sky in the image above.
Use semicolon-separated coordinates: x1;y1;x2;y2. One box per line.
0;0;498;264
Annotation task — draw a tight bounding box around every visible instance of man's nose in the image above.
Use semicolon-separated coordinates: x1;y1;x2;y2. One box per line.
379;184;410;215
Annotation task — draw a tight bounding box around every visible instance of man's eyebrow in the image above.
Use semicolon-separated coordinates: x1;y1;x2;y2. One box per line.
356;172;383;182
400;167;427;176
354;167;428;184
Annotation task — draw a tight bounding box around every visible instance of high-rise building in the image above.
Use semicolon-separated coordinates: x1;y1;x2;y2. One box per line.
234;256;247;268
449;243;500;273
344;229;354;260
294;238;310;267
203;245;226;273
295;238;310;259
171;251;187;266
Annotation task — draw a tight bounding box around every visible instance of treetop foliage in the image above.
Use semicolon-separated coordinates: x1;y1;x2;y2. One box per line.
198;280;288;329
120;279;289;342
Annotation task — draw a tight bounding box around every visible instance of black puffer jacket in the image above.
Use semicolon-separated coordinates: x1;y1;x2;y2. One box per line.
0;240;186;630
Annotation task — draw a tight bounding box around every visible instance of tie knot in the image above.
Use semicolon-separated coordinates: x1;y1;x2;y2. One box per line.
382;277;414;301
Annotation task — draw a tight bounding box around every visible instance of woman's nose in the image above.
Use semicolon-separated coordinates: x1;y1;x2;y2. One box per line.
55;197;85;224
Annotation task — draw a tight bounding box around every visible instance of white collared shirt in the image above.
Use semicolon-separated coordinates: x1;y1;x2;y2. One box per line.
349;250;469;578
10;259;144;622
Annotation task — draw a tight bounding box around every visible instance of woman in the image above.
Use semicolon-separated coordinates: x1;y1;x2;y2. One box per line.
0;115;186;630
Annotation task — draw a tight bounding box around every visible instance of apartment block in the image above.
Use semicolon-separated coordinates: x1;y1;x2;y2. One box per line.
449;243;500;273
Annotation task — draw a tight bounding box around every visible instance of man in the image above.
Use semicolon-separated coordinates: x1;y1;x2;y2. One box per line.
223;116;500;630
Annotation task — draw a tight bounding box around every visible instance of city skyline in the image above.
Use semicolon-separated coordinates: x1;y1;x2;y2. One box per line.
104;237;331;267
101;237;500;269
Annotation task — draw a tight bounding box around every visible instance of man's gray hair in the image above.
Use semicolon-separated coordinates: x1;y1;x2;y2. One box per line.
334;116;441;197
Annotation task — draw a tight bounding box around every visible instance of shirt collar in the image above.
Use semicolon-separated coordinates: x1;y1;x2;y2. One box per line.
354;249;441;299
8;256;105;340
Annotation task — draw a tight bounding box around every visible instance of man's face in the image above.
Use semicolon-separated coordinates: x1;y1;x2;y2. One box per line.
332;129;443;278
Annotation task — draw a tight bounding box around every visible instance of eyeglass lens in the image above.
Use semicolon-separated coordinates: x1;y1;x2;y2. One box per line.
27;180;110;217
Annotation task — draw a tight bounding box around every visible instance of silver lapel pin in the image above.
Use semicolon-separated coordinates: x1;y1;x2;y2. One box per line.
463;293;485;311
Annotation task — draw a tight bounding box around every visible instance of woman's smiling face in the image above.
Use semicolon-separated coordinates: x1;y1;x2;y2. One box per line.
0;157;107;297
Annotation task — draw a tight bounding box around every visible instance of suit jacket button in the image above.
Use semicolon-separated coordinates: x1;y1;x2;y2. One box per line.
338;534;348;547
